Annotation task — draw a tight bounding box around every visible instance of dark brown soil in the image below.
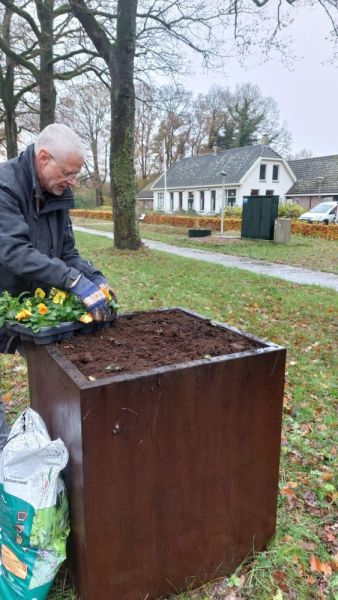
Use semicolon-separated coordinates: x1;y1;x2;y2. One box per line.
58;309;264;380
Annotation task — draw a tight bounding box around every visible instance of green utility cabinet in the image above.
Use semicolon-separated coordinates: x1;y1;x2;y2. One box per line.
241;196;279;240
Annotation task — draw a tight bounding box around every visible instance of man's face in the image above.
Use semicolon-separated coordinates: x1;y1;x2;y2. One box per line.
36;149;84;196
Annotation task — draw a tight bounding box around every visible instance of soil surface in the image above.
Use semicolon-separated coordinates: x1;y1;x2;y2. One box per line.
58;309;264;380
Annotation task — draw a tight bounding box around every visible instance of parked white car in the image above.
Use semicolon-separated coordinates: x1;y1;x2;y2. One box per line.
299;201;338;224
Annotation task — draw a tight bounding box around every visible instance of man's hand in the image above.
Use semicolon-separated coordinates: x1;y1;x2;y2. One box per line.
88;275;118;303
70;275;109;321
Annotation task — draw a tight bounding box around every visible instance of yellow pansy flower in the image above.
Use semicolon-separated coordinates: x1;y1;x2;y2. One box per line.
34;288;46;299
78;313;93;324
15;309;33;321
52;291;67;304
37;303;48;315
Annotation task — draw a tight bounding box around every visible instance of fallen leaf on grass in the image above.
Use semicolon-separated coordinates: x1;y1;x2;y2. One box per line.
280;534;293;543
280;481;298;497
300;540;317;551
273;570;289;592
281;487;296;497
302;490;318;508
300;423;312;435
322;470;334;481
323;525;337;544
310;555;332;575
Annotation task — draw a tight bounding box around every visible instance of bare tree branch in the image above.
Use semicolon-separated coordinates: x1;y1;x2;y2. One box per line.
68;0;113;65
0;0;41;39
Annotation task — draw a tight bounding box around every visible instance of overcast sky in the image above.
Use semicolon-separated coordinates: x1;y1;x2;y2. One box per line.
183;4;337;158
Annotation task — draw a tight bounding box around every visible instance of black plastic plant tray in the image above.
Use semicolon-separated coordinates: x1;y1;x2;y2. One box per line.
5;313;116;345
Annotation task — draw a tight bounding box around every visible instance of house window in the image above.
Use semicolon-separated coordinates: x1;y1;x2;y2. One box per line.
227;189;236;206
266;190;274;196
211;190;216;212
199;191;205;211
188;191;194;211
259;164;266;180
158;192;164;210
170;192;174;211
179;191;183;210
272;165;279;181
251;189;259;196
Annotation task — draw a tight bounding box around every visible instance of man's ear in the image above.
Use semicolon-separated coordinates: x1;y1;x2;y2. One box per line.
36;148;51;168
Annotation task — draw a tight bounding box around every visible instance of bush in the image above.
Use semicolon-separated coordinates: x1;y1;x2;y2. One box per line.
278;203;304;219
223;206;242;217
74;195;95;209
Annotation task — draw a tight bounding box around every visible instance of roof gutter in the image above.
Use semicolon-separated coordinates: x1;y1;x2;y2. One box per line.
152;183;239;191
286;192;338;196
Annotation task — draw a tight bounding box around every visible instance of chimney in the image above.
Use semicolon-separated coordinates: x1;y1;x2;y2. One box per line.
260;135;269;146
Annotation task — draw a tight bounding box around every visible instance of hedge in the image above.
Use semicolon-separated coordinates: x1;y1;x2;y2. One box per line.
70;210;338;240
290;221;338;240
71;209;113;220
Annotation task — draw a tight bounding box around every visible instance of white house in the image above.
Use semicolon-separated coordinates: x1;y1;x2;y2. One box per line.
151;145;296;213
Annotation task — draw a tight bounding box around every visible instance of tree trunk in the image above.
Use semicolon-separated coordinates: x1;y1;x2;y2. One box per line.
4;103;18;158
37;0;56;129
68;0;141;249
91;137;103;207
95;187;103;207
1;8;18;157
110;0;140;249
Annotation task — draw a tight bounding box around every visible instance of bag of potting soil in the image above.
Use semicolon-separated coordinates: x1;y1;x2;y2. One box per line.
0;408;69;599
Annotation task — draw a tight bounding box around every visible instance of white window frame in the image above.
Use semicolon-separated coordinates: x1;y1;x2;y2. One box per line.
211;190;216;212
272;164;279;182
259;164;267;181
158;192;164;210
227;189;236;206
179;191;183;210
200;191;205;212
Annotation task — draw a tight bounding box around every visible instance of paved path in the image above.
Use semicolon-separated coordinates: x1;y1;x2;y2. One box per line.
74;226;338;292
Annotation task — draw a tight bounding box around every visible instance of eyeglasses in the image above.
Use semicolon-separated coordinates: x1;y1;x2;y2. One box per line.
49;153;82;181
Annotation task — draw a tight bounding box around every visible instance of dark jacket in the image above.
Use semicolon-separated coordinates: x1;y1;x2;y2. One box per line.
0;144;103;352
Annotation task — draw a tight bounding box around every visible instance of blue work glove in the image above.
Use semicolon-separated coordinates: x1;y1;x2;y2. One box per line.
87;275;118;303
71;275;109;321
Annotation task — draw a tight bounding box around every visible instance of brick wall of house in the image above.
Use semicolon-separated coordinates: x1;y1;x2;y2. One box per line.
290;196;338;209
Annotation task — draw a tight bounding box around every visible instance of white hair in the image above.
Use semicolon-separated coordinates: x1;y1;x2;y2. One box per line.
34;123;86;161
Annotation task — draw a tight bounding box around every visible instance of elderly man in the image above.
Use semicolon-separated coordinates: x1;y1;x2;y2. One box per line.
0;123;115;448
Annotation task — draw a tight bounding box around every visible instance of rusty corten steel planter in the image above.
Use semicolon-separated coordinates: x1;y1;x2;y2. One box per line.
25;308;286;600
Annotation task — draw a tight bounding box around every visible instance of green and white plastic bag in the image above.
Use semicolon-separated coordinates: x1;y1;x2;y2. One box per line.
0;408;69;599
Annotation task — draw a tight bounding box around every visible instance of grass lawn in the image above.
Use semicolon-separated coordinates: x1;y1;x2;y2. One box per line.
71;217;338;275
1;231;337;600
